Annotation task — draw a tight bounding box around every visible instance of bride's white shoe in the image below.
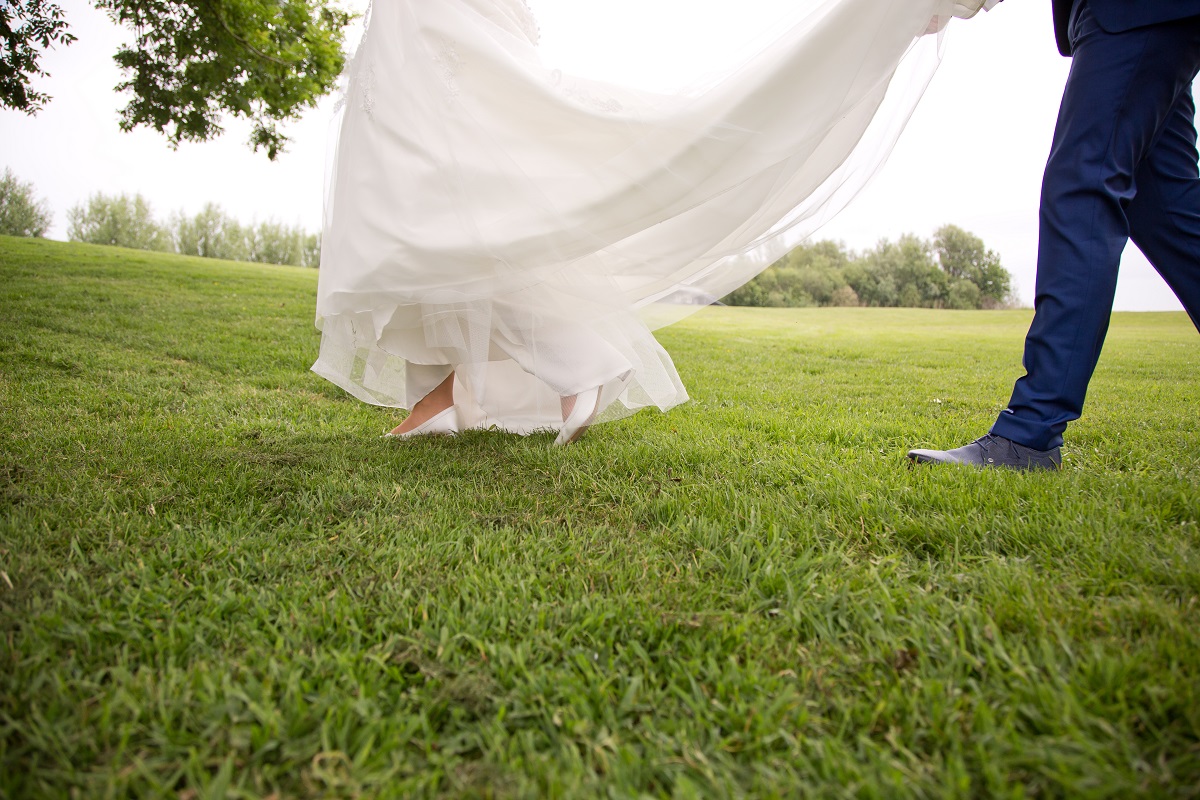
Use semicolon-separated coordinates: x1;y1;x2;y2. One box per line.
553;386;602;447
554;370;634;447
384;406;460;439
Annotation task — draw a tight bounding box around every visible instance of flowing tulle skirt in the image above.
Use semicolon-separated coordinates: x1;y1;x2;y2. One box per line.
313;0;977;433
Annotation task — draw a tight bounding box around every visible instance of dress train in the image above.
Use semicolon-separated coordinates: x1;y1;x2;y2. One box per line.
312;0;991;434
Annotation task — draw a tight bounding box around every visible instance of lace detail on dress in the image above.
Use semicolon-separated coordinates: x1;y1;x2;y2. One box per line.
551;70;623;115
434;38;465;97
565;85;622;114
360;61;378;117
332;0;374;115
513;0;540;45
356;0;375;54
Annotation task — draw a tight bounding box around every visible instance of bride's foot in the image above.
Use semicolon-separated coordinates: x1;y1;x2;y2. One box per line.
385;405;459;439
554;386;602;447
386;373;458;438
553;370;633;447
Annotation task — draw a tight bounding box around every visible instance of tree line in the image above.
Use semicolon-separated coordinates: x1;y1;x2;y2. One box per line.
722;225;1017;310
0;168;320;268
66;193;321;268
4;168;1015;300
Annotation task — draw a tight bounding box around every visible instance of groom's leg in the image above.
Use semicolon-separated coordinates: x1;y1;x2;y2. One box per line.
990;6;1200;451
1127;86;1200;332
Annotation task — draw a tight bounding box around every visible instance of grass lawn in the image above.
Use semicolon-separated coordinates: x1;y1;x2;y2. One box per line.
1;235;1198;798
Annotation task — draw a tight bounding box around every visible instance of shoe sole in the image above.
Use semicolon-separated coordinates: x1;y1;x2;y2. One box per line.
907;450;954;464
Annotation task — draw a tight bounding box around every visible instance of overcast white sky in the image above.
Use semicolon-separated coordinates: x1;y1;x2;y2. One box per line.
1;0;1189;311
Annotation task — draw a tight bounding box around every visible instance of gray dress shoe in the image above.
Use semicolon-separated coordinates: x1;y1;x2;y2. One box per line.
907;434;1061;471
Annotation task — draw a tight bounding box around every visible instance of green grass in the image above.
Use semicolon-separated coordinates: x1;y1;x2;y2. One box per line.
1;235;1198;798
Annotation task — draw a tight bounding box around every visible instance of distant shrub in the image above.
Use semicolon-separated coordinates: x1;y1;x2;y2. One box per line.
0;168;53;237
829;285;859;307
67;193;172;251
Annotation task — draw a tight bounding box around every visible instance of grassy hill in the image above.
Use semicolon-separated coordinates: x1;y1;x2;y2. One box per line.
2;235;1198;797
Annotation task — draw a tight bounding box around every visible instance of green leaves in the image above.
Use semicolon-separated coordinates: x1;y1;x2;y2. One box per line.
94;0;352;158
5;0;352;155
0;0;76;113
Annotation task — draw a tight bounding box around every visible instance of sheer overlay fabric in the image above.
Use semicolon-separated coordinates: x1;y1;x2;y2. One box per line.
313;0;987;433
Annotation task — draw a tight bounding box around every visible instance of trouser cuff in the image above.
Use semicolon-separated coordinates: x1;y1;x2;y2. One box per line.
989;410;1064;451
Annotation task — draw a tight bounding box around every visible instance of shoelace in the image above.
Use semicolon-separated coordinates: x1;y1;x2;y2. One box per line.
972;433;1012;465
973;433;1001;452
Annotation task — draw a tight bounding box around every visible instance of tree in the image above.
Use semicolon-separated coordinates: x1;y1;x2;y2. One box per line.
3;0;352;158
0;167;53;237
723;240;852;307
67;192;171;250
172;204;321;265
723;227;1014;310
829;285;859;307
722;278;772;307
934;224;1012;307
301;232;320;269
173;203;250;260
786;240;851;306
1;0;76;113
851;236;946;308
250;219;307;266
946;278;982;310
889;234;946;307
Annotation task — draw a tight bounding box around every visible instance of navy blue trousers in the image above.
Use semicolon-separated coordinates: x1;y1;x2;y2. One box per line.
991;3;1200;451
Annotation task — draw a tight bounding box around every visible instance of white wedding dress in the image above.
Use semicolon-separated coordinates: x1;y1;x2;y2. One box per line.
313;0;989;434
